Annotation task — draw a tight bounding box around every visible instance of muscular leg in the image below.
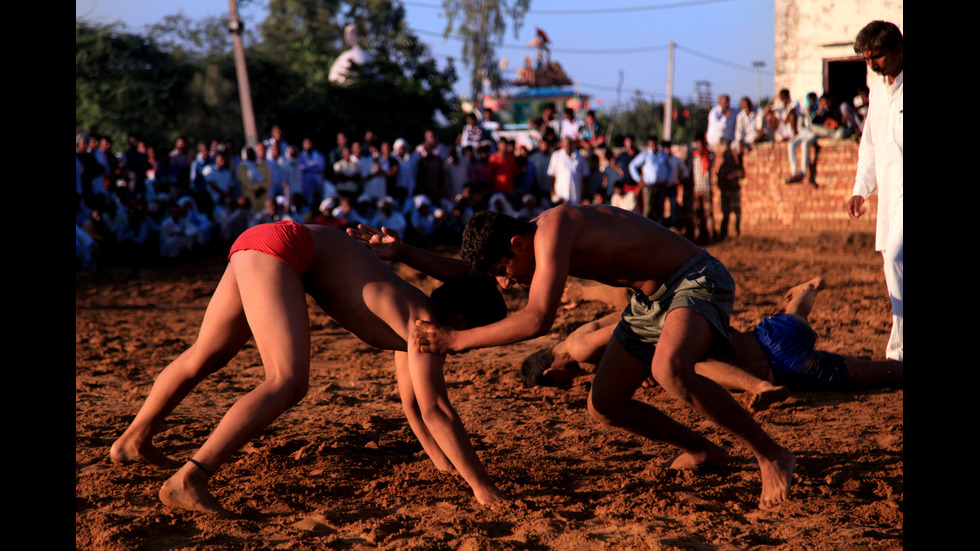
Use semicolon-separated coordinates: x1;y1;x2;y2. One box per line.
648;308;794;508
110;265;253;468
159;251;312;516
588;335;732;469
844;356;903;387
694;358;789;412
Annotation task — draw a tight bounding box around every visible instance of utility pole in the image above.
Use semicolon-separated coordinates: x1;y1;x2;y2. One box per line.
663;41;674;142
228;0;257;146
753;60;766;106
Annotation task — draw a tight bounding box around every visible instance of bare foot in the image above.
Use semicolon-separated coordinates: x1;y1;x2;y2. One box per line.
758;447;795;509
474;484;511;507
560;282;585;310
784;277;825;303
666;445;731;470
110;437;180;469
159;465;234;518
748;386;790;412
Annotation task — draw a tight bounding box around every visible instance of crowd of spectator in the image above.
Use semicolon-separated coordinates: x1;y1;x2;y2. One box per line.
76;93;868;271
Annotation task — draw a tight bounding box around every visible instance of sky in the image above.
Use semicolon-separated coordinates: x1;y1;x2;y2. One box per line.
76;0;776;112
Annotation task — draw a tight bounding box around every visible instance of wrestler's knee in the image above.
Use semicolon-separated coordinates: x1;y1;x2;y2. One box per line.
266;372;310;407
650;361;696;403
587;390;624;427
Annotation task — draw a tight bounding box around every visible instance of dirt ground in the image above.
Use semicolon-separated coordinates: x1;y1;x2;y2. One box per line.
75;231;902;550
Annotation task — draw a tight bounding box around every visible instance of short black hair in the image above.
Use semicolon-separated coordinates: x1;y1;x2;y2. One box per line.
460;211;535;274
854;20;902;54
430;272;507;328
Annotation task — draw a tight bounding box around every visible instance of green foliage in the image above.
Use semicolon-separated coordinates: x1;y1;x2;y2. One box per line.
76;2;457;152
75;21;192;148
441;0;530;101
605;92;710;147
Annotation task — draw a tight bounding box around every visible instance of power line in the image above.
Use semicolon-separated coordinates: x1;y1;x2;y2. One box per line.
400;0;733;16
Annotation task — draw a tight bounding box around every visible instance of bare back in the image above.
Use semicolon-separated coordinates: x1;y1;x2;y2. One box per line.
534;205;701;296
303;225;431;351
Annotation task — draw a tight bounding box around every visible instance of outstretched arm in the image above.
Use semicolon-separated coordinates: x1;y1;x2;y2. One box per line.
401;346;508;505
416;215;572;354
348;224;467;282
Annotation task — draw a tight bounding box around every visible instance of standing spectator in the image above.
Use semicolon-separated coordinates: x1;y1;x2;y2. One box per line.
559;108;583;144
278;145;303;209
169;136;191;190
662;141;689;230
298;138;326;205
614;134;640;194
579;110;605;149
486;137;519;198
120;134;150;195
460;112;484;150
706;94;737;147
547;137;588;205
601;149;625;199
189;142;212;198
444;145;472;205
713;139;741;239
526;139;554;201
202;150;234;207
332;146;361;200
689;132;715;244
263;125;288;163
238;146;272;211
393;138;419;207
76;132;105;207
415;142;447;206
846;20;903;362
326;131;347;181
359;141;388;203
628;136;669;223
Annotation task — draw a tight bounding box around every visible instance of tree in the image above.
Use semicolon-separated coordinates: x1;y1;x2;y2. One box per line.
76;21;193;148
257;0;457;143
440;0;530;102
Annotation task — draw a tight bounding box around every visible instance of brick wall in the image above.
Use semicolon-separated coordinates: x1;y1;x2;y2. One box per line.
710;138;877;234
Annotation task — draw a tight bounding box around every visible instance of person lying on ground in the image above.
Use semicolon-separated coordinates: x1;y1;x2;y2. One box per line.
523;277;902;412
350;206;794;509
110;220;509;517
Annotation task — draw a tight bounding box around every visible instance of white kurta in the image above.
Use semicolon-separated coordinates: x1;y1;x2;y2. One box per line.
852;70;903;361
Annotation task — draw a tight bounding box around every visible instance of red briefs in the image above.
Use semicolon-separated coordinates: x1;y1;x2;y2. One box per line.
228;220;315;275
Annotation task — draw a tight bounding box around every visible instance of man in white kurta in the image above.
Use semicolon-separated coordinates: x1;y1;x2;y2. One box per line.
846;21;903;361
547;138;588;205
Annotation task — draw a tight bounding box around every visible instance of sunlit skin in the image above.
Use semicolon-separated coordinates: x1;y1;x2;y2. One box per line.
352;205;796;508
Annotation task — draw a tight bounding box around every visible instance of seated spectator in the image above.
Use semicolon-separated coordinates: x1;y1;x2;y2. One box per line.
609;180;638;213
810;94;852;139
408;194;441;247
371;196;408;238
314;197;348;229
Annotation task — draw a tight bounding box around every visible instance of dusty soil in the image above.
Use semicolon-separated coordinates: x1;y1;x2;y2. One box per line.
75;231;902;550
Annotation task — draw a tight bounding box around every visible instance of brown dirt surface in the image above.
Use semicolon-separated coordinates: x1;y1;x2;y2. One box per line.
76;231;902;550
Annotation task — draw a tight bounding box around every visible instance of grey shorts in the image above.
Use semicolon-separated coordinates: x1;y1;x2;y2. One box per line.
612;249;735;366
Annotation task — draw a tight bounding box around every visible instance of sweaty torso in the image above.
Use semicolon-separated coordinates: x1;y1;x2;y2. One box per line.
538;205;701;296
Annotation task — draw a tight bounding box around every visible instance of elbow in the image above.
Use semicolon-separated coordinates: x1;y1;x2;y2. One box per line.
526;311;554;339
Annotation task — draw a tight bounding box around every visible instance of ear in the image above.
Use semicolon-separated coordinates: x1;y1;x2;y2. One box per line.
510;234;531;252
